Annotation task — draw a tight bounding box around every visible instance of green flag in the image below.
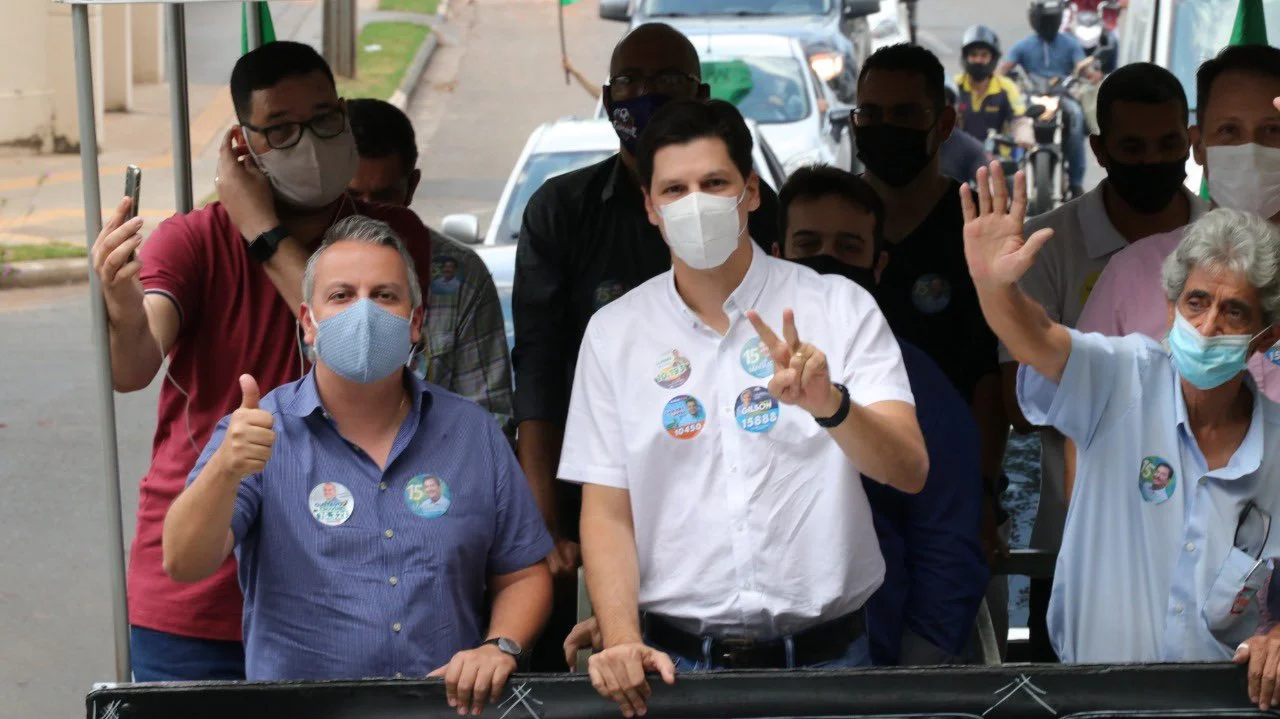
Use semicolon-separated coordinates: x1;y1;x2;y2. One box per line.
560;0;579;6
702;60;756;106
1202;0;1268;199
241;2;278;56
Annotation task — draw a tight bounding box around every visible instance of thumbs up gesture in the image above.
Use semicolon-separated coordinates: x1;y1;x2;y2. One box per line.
213;375;277;480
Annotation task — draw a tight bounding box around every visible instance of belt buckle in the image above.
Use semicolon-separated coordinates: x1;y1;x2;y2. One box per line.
717;638;755;669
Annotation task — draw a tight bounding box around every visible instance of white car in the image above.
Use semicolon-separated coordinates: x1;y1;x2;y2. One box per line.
867;0;910;50
1117;0;1280;192
442;116;789;349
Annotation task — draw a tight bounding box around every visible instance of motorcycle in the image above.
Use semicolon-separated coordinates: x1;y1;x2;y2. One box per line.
1063;1;1121;72
1015;70;1085;216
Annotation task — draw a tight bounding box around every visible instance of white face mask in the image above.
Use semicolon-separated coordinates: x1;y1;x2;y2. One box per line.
245;121;359;209
1205;143;1280;219
658;189;747;270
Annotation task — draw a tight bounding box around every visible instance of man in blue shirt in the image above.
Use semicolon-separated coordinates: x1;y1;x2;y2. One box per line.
999;0;1097;199
778;165;989;664
163;215;553;713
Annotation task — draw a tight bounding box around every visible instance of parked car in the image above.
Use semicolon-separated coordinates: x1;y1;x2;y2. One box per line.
1116;0;1280;191
443;117;789;349
599;0;883;104
867;0;910;50
687;32;853;173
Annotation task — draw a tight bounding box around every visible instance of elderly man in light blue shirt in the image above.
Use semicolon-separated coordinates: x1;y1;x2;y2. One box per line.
963;162;1280;710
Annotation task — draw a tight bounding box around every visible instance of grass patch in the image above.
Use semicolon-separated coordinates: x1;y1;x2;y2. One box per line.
378;0;439;14
337;22;431;101
1;243;87;263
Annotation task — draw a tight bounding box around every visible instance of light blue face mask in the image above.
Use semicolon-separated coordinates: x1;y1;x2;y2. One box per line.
1168;310;1267;390
311;298;414;384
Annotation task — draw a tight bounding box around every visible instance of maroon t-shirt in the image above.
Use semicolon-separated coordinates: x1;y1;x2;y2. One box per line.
131;198;432;641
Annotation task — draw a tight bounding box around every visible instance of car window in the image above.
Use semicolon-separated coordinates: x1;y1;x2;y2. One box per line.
704;57;811;125
496;150;614;243
1169;0;1280;115
643;0;830;17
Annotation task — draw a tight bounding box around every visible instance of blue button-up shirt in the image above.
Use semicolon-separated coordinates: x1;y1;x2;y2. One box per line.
188;372;553;680
1007;34;1086;79
1019;330;1280;663
863;340;989;665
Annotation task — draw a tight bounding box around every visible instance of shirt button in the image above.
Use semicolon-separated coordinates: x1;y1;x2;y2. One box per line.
393;622;402;632
1185;542;1196;553
1174;603;1185;614
1199;478;1207;486
384;529;394;539
379;482;388;491
389;576;399;586
731;465;739;472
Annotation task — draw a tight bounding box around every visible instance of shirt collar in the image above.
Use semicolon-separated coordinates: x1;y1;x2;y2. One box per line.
1078;184;1128;259
664;241;771;329
1172;369;1265;480
281;369;435;419
601;153;630;203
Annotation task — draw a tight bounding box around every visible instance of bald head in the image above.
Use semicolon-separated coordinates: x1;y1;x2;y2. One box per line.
610;23;702;79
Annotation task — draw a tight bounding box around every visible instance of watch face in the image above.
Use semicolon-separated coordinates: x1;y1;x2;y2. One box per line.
497;637;522;655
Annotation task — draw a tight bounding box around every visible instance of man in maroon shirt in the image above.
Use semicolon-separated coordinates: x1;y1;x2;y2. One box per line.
88;41;433;680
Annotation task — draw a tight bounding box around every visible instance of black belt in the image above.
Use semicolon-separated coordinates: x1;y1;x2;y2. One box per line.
643;610;865;669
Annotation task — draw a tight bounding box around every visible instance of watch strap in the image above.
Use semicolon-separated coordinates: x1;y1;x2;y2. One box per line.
248;225;288;263
814;383;851;428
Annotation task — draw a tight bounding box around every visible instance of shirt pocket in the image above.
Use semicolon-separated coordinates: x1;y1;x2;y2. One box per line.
313;523;385;572
1202;547;1271;649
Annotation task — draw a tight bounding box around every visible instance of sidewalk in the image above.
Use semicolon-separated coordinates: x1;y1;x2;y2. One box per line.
0;0;434;265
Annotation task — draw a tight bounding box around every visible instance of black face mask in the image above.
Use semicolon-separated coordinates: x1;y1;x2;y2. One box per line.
1104;155;1188;214
1035;17;1060;41
964;60;994;82
855;124;937;188
792;254;877;294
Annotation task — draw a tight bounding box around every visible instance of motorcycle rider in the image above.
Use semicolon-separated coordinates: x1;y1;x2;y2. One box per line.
1065;0;1123;73
955;25;1034;150
999;0;1102;200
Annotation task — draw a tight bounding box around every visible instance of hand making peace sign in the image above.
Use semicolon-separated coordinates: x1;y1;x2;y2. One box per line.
746;308;841;419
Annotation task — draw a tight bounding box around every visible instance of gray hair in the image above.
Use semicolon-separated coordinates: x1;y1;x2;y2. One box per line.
302;215;423;309
1162;208;1280;326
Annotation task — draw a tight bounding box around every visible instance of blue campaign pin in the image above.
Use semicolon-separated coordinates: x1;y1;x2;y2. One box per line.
740;337;775;378
309;482;355;526
405;475;452;518
662;394;706;440
735;386;779;433
655;350;692;389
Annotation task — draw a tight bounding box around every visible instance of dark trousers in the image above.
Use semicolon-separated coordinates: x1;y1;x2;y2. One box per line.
1027;579;1061;663
130;625;246;681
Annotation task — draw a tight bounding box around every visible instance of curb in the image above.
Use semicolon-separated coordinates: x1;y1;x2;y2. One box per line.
389;30;440;111
0;258;88;290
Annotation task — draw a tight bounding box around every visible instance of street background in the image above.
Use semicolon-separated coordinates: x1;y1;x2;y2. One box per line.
0;0;1072;715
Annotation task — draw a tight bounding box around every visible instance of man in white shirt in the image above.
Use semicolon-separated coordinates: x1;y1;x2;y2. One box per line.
1002;62;1207;660
560;100;927;716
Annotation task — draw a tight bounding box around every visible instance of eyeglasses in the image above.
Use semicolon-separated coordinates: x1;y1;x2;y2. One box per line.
608;71;699;100
243;107;348;150
851;103;934;128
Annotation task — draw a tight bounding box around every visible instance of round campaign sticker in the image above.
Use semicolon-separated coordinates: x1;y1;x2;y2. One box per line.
430;256;463;296
309;482;355;526
740;337;775;378
911;273;952;315
1138;456;1177;504
1267;344;1280;368
405;475;452;519
654;350;692;389
594;279;628;309
1080;270;1103;306
734;386;779;433
662;395;706;440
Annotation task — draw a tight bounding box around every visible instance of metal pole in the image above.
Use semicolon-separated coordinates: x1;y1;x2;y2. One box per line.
575;567;592;671
247;1;263;50
324;0;357;77
72;1;131;683
165;3;194;214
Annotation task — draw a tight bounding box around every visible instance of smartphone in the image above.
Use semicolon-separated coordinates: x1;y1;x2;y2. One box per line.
124;165;141;260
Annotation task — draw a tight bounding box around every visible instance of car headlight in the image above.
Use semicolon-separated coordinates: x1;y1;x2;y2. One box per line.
871;17;901;39
809;52;845;82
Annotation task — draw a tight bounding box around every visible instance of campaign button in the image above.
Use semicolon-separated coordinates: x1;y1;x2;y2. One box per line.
734;386;779;433
309;482;355;526
655;350;692;389
663;394;706;440
740;337;775;378
405;475;452;518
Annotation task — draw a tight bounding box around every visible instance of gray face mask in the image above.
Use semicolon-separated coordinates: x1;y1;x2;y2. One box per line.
245;122;359;209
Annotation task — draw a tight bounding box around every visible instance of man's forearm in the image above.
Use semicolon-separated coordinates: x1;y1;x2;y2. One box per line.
488;564;554;649
580;501;642;647
828;399;928;494
260;238;309;318
109;310;163;392
162;456;240;582
975;283;1071;383
517;420;566;534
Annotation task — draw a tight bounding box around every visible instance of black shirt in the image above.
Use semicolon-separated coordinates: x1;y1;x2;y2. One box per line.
940;131;987;186
873;180;998;404
512;152;781;427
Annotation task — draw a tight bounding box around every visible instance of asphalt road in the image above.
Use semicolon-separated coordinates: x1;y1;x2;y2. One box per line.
0;1;1085;716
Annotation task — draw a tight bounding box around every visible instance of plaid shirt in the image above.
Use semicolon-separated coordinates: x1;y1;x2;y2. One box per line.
413;232;513;436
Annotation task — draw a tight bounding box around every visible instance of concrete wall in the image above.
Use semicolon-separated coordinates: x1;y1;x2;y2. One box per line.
103;4;134;112
0;0;58;151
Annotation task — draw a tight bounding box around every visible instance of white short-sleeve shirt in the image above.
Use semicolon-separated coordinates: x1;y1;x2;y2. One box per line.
559;242;914;639
1018;330;1280;662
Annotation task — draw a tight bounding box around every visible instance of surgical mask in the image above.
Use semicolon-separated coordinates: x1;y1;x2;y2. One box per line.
311;298;414;384
792;254;877;293
1104;157;1187;214
1168;310;1265;390
855;124;937;188
659;189;746;270
1206;143;1280;219
245;123;359;209
607;93;672;154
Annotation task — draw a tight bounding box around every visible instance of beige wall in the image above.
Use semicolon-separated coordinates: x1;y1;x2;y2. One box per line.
0;0;58;151
102;4;133;112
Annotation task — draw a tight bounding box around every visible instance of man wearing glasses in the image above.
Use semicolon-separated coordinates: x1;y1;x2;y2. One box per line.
512;22;782;670
86;40;436;681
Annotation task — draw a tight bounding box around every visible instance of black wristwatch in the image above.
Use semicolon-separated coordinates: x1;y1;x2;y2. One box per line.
814;383;851;428
247;225;288;263
482;637;523;658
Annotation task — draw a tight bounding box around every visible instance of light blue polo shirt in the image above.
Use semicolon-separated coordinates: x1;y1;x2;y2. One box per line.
1007;34;1086;80
1018;330;1280;663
